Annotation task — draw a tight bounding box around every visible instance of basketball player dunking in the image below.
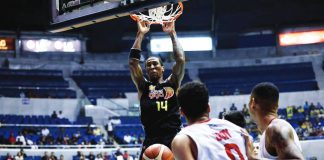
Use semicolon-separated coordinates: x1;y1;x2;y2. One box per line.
128;20;185;159
247;82;304;159
172;82;249;160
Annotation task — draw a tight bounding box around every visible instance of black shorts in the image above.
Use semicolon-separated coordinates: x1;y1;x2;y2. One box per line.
139;134;177;160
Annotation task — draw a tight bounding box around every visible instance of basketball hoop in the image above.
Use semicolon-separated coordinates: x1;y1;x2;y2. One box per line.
130;2;183;24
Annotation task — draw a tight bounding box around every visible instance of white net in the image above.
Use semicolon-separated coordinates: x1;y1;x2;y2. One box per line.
132;3;183;24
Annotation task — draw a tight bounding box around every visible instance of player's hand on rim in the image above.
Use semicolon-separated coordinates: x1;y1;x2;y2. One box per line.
137;20;151;35
162;21;176;35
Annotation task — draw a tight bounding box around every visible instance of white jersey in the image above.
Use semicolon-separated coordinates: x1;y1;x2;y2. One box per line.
178;118;248;160
259;118;302;159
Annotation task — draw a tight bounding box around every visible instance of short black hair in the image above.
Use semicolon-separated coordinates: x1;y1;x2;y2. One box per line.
145;56;164;67
224;111;246;128
178;82;209;120
251;82;279;112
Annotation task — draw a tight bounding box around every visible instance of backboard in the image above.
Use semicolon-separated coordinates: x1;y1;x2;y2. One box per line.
49;0;184;33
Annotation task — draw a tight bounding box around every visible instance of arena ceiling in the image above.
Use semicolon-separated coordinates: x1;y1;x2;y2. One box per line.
0;0;324;52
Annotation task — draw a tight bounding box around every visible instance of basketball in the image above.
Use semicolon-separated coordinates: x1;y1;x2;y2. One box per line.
142;144;174;160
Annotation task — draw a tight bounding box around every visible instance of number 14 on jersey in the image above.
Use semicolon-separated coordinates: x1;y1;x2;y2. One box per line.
156;101;168;111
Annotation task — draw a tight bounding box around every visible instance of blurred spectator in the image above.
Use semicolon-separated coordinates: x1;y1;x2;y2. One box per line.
93;127;101;136
242;104;249;117
51;111;58;119
88;152;95;160
114;148;123;159
47;135;55;145
134;152;140;160
297;105;304;115
295;124;303;139
15;132;26;145
41;128;50;137
316;102;323;110
15;152;24;160
304;101;310;115
5;153;14;160
8;132;16;144
313;118;322;127
98;138;105;146
63;134;70;145
304;101;309;109
224;111;246;128
107;136;114;145
310;127;324;137
123;151;129;160
310;108;321;117
301;117;313;132
50;152;57;160
73;130;81;139
230;103;237;111
316;102;324;117
103;152;109;160
19;148;27;158
41;152;49;160
292;105;298;114
80;154;87;160
86;124;93;135
218;108;226;119
138;134;145;144
131;134;138;144
310;102;316;111
76;151;82;159
123;134;132;144
286;106;293;119
106;118;114;137
95;153;103;160
57;110;63;119
25;136;34;145
303;128;311;138
90;138;98;145
19;92;26;99
59;155;64;160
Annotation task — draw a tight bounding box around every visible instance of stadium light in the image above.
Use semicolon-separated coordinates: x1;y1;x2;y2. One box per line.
150;36;213;53
279;30;324;46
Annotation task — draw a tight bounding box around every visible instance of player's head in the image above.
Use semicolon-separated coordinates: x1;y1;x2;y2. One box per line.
224;111;246;128
145;56;164;83
249;82;279;118
178;82;210;122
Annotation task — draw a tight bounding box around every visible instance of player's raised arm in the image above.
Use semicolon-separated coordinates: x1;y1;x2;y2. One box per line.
162;21;185;88
266;124;304;159
129;21;150;95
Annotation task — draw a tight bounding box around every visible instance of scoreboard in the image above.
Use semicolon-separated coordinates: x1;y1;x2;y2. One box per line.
58;0;105;15
50;0;182;32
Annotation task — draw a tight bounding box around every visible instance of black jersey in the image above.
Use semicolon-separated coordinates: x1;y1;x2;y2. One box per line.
140;79;182;138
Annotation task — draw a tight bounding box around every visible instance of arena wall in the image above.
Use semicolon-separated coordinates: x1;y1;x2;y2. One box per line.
0;98;80;121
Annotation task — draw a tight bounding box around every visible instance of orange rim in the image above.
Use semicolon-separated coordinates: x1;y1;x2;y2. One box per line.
130;2;183;24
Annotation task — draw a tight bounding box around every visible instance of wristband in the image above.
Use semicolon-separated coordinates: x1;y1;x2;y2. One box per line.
129;48;141;60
